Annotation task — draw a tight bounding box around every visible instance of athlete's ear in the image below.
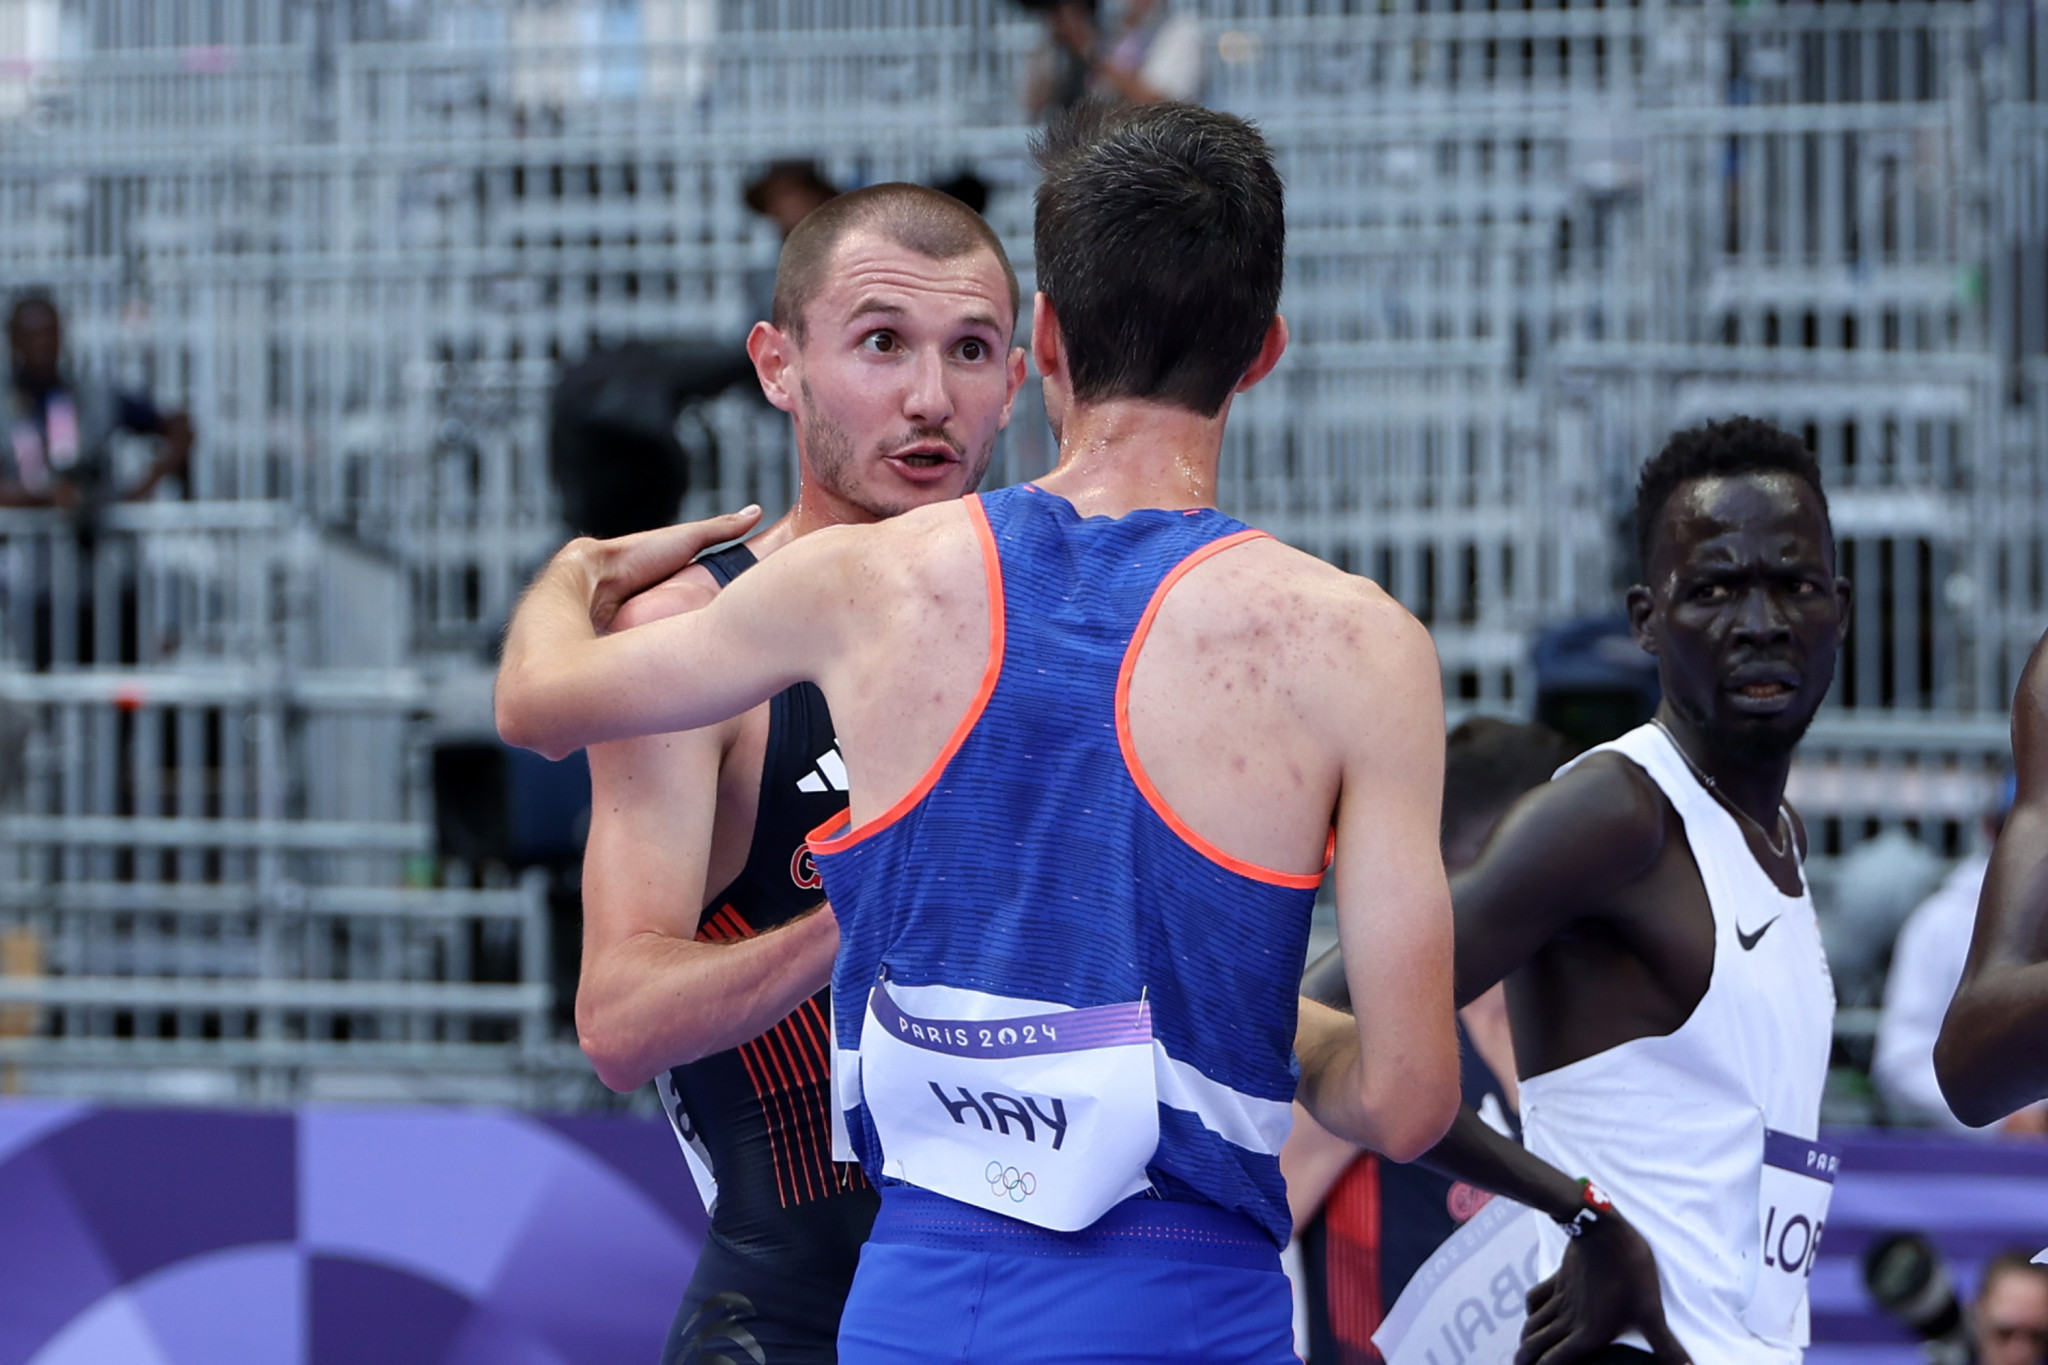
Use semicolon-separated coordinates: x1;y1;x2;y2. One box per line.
747;320;800;416
1234;314;1289;393
998;344;1028;428
1831;573;1853;650
1625;583;1659;656
1032;292;1073;430
1030;293;1064;385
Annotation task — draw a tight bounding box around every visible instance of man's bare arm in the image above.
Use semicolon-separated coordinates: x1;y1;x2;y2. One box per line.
1408;762;1687;1364
1296;599;1459;1163
1938;634;2048;1124
578;725;838;1091
497;508;854;758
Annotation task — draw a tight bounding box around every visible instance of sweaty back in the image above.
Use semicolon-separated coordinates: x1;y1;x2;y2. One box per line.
809;484;1324;1247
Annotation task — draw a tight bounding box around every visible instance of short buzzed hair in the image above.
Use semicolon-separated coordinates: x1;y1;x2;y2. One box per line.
771;183;1019;343
1634;416;1830;575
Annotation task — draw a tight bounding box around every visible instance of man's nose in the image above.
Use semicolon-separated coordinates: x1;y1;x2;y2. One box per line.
1732;585;1793;642
901;348;952;426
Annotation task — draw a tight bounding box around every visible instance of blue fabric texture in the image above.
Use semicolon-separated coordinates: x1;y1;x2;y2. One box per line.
838;1192;1296;1364
811;485;1321;1249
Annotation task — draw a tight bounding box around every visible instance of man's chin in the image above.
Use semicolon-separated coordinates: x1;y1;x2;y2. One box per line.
1705;707;1819;768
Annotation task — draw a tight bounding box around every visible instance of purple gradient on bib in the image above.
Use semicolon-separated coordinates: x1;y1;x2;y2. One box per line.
1764;1128;1841;1182
870;984;1152;1058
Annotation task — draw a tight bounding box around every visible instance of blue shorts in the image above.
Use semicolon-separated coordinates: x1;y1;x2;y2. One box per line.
836;1187;1296;1365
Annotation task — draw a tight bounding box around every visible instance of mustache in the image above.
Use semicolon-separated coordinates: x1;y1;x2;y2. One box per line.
875;427;965;460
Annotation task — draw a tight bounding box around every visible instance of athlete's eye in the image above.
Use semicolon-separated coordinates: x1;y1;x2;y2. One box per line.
861;331;899;354
956;338;988;362
1692;583;1732;603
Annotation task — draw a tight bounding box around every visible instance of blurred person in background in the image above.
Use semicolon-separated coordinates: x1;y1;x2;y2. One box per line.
1286;717;1573;1364
1975;1250;2048;1365
1875;776;2048;1133
4;292;191;517
1024;0;1203;117
745;160;841;240
573;183;1026;1365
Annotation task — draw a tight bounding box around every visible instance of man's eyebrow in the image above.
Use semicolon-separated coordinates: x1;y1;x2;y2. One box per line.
961;311;1004;334
845;297;907;321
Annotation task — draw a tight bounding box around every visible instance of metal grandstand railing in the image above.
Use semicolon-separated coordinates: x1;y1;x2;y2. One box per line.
0;0;2044;1100
0;502;583;1104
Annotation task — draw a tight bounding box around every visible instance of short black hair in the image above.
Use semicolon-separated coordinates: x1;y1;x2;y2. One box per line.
1031;100;1285;417
1634;417;1829;574
772;182;1019;343
6;289;56;332
1443;718;1574;841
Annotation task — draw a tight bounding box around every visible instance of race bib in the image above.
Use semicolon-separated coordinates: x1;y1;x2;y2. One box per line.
1372;1197;1547;1365
1741;1128;1840;1343
859;979;1159;1231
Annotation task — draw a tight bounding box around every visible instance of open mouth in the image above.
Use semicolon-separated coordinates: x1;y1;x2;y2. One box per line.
1735;681;1794;701
881;441;962;481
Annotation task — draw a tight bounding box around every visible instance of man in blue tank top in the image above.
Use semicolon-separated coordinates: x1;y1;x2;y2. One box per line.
573;184;1028;1365
498;101;1461;1364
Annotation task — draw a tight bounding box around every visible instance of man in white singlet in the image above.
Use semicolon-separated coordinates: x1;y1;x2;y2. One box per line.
1311;418;1848;1364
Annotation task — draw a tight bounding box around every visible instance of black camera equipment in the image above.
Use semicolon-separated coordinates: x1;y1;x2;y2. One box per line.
1863;1231;1974;1365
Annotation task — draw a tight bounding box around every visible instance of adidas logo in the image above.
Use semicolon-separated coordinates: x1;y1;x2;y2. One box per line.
797;742;848;794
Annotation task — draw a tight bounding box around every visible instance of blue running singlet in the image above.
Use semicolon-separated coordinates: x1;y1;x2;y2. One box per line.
808;485;1324;1255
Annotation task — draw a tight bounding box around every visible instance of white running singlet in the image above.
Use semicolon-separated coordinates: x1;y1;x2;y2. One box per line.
1519;723;1836;1364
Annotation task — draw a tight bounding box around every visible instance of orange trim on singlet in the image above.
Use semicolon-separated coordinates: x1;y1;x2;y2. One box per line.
807;494;1007;856
1115;528;1329;891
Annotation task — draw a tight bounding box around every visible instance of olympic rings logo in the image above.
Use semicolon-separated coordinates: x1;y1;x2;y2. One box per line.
986;1161;1036;1203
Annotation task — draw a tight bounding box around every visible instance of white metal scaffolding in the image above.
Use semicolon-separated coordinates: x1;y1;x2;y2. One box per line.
0;0;2040;1101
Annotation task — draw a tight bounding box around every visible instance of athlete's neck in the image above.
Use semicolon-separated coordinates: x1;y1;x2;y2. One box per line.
780;478;884;543
1032;396;1226;518
1652;702;1795;835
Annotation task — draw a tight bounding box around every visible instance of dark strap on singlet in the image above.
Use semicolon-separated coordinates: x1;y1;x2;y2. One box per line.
697;541;758;588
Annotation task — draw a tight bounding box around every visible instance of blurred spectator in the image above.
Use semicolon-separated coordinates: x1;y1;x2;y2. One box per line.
1284;718;1574;1365
4;292;191;523
1096;0;1204;105
1024;0;1203;118
1825;827;1943;1009
1875;779;2047;1133
742;159;840;240
1023;0;1098;117
1976;1250;2048;1365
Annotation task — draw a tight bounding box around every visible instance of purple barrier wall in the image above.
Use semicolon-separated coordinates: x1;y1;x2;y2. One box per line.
1;1102;2040;1365
0;1101;707;1365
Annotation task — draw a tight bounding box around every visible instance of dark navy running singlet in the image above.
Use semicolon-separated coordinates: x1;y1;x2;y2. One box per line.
653;541;876;1365
808;485;1324;1250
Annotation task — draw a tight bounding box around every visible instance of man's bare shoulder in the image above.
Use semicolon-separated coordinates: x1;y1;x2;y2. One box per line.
1200;538;1433;669
1481;749;1671;886
611;561;722;632
807;498;983;597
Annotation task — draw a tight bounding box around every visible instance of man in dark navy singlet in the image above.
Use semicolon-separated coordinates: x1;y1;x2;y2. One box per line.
572;183;1026;1365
